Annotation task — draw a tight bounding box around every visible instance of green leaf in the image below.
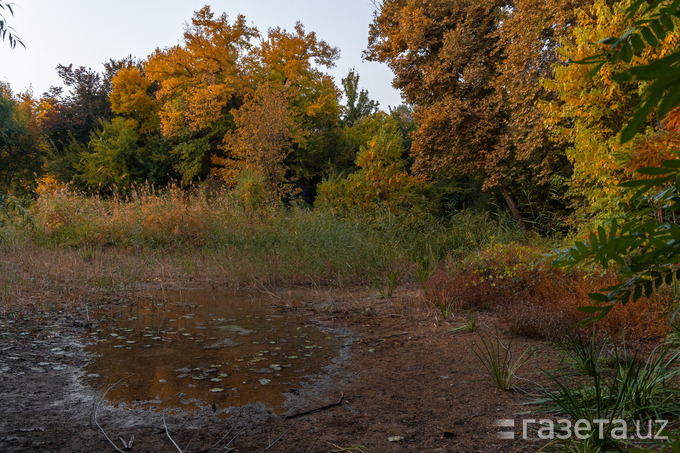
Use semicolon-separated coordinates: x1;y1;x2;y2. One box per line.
660;14;676;32
613;72;633;83
621;89;664;143
641;27;659;47
651;20;668;41
598;36;621;46
621;42;634;63
587;292;609;303
626;0;647;19
574;241;591;258
586;62;606;78
630;33;646;53
657;82;680;118
662;159;680;168
633;284;643;301
630;51;680;80
637;166;674;175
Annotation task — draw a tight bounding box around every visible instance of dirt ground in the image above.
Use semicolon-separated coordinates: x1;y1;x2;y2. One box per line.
0;284;561;452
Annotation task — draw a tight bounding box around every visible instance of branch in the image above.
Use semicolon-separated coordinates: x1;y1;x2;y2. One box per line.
93;375;134;453
284;392;345;419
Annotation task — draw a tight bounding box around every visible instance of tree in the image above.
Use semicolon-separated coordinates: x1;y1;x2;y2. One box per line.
252;22;341;199
213;82;304;197
144;6;257;182
316;116;431;220
543;0;680;222
0;3;29;243
554;1;680;319
365;0;579;231
340;68;379;127
0;85;43;194
0;2;23;48
109;67;159;136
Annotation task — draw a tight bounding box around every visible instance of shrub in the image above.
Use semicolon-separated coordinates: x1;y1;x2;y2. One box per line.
424;242;671;342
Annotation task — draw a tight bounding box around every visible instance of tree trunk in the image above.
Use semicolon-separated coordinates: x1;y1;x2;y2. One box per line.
498;186;530;232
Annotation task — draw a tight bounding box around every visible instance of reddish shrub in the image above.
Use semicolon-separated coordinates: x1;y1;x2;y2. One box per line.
424;243;671;342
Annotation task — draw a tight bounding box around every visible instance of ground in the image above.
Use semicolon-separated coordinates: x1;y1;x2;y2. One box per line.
0;284;561;452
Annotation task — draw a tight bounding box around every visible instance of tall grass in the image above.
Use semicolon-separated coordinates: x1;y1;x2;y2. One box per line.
472;326;536;390
20;185;528;289
534;339;680;451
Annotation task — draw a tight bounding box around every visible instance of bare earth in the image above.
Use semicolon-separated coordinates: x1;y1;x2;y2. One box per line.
0;285;554;452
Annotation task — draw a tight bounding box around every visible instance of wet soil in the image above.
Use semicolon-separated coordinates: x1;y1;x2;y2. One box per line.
0;285;556;452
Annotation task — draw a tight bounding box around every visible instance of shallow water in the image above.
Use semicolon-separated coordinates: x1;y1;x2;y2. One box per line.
83;289;340;414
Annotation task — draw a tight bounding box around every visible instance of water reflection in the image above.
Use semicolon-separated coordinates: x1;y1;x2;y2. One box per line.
83;289;339;414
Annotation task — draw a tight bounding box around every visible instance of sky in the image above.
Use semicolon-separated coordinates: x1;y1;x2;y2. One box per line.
0;0;403;108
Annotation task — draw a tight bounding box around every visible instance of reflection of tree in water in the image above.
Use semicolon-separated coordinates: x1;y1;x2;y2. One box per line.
84;290;339;414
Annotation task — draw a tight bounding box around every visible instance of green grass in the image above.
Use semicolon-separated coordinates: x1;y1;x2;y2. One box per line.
472;327;535;391
533;339;680;451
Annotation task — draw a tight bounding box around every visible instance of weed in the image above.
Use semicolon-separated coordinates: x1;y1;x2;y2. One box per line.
425;242;672;343
414;245;437;284
330;444;369;453
534;340;680;451
436;298;453;320
561;332;608;377
471;327;535;391
373;270;403;299
449;313;477;333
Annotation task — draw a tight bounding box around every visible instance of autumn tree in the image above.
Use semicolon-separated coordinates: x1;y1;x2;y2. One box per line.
316;115;431;220
366;0;589;231
0;84;43;194
110;67;160;136
250;22;341;199
213;82;304;197
144;6;257;182
554;1;680;320
543;0;680;222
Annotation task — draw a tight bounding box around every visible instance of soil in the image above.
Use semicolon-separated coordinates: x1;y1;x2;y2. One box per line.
0;284;561;452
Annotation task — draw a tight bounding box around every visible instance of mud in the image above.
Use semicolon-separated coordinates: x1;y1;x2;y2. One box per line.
0;286;551;452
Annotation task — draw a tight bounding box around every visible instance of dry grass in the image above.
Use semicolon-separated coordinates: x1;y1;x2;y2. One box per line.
0;245;217;316
423;242;672;343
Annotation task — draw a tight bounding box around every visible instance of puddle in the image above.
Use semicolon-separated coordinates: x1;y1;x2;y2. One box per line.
83;289;340;414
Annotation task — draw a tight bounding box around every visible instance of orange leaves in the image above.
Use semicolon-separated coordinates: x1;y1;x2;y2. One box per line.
626;108;680;175
257;23;338;84
542;0;680;217
144;7;257;138
217;83;303;195
138;6;340;191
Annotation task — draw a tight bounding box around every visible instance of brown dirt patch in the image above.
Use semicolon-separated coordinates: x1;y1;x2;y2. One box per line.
0;284;564;452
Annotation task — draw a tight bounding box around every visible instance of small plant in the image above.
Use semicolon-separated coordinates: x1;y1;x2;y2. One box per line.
0;190;34;243
450;312;477;332
330;445;368;453
561;331;608;377
471;327;535;391
436;299;453;320
534;340;680;451
373;270;403;299
414;246;437;284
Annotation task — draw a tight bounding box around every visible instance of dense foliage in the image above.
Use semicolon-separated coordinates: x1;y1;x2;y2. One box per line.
2;1;680;240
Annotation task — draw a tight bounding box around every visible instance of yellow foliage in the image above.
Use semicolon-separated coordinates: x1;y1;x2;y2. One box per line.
110;68;159;135
35;175;67;196
543;0;680;220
